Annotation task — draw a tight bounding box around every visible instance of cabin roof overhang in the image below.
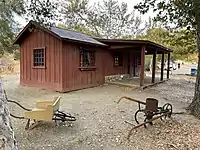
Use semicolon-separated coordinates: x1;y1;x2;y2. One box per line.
13;21;108;48
95;38;173;54
13;21;61;45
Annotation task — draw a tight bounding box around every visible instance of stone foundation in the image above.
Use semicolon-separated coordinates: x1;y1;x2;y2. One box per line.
105;74;131;82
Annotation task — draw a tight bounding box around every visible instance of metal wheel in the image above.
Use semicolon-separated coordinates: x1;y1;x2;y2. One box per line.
162;103;173;118
134;109;146;125
54;111;76;122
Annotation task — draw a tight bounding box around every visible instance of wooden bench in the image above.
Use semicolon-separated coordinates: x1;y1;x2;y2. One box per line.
24;96;61;129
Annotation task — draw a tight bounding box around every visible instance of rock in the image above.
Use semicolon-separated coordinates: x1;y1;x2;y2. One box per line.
81;117;86;120
109;126;113;129
87;141;92;145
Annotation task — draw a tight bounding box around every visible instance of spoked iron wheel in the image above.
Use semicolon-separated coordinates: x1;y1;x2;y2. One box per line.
134;109;146;125
162;103;173;118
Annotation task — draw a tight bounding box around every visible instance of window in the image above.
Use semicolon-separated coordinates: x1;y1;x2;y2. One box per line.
80;48;95;67
33;48;45;67
114;53;123;67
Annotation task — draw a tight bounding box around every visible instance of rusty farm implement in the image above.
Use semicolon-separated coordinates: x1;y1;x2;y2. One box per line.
117;96;173;139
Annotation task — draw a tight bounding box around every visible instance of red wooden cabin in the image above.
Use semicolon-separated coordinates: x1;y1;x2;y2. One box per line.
14;21;172;92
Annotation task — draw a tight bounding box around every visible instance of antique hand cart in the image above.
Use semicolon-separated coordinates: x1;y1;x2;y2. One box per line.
117;96;173;139
4;90;76;130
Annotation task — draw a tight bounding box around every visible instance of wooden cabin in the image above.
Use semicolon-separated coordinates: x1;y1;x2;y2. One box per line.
14;21;172;92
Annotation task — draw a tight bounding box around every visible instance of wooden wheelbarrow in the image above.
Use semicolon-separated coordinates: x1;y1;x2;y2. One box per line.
24;96;76;130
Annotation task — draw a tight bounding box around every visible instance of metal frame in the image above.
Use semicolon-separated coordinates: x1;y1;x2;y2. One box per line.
117;96;173;139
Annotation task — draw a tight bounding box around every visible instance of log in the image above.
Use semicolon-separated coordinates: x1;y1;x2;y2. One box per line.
0;78;18;149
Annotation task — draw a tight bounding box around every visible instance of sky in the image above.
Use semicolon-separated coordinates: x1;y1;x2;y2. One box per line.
15;0;154;27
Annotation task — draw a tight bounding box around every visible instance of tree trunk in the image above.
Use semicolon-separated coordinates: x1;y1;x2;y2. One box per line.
188;1;200;117
0;80;18;149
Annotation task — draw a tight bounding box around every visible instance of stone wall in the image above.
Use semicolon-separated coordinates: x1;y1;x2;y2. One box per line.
105;74;131;82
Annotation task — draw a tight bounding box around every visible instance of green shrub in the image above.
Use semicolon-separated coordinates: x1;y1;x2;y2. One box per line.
14;50;20;60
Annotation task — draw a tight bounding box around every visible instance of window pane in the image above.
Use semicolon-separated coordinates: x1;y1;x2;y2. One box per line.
80;49;95;67
114;54;122;66
33;48;45;67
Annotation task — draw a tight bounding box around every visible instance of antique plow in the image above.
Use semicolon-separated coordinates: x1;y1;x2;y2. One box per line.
117;96;172;139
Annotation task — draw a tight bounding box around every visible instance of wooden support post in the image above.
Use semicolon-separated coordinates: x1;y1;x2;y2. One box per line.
160;53;165;81
140;46;145;86
167;53;170;79
152;52;156;83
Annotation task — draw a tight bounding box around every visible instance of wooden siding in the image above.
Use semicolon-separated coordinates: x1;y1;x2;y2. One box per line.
103;50;143;77
62;42;105;92
103;51;128;76
20;29;63;91
19;27;143;92
103;51;140;76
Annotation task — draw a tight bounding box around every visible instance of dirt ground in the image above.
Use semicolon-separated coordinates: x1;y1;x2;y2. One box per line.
3;74;200;150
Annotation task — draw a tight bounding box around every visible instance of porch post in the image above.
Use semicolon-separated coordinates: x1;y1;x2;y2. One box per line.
140;46;145;86
152;51;157;83
167;53;170;79
160;52;165;81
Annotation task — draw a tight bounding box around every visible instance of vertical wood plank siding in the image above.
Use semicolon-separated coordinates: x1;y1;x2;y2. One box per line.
61;43;105;92
19;28;140;92
103;51;137;76
20;29;63;91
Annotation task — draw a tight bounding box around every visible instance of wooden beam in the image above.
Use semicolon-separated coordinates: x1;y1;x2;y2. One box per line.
140;46;145;86
160;53;165;81
108;45;135;50
152;51;157;83
167;53;170;79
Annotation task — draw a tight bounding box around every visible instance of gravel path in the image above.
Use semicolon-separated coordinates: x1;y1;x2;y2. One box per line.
3;74;200;150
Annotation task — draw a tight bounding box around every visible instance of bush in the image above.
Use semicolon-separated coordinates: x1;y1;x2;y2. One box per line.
14;50;20;60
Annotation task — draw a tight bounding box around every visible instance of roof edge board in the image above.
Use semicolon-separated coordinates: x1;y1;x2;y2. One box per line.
95;38;173;52
13;20;62;45
62;38;108;47
14;20;107;47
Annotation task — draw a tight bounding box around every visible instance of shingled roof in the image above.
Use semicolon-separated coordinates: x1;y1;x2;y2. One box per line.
51;27;106;46
14;21;107;47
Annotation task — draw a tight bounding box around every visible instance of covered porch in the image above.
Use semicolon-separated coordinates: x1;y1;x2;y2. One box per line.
98;39;173;88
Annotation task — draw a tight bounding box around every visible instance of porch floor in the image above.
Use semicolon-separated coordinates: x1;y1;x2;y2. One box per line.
106;72;168;88
114;76;160;85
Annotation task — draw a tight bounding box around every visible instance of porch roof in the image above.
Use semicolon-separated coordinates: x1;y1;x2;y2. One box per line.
95;38;173;54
